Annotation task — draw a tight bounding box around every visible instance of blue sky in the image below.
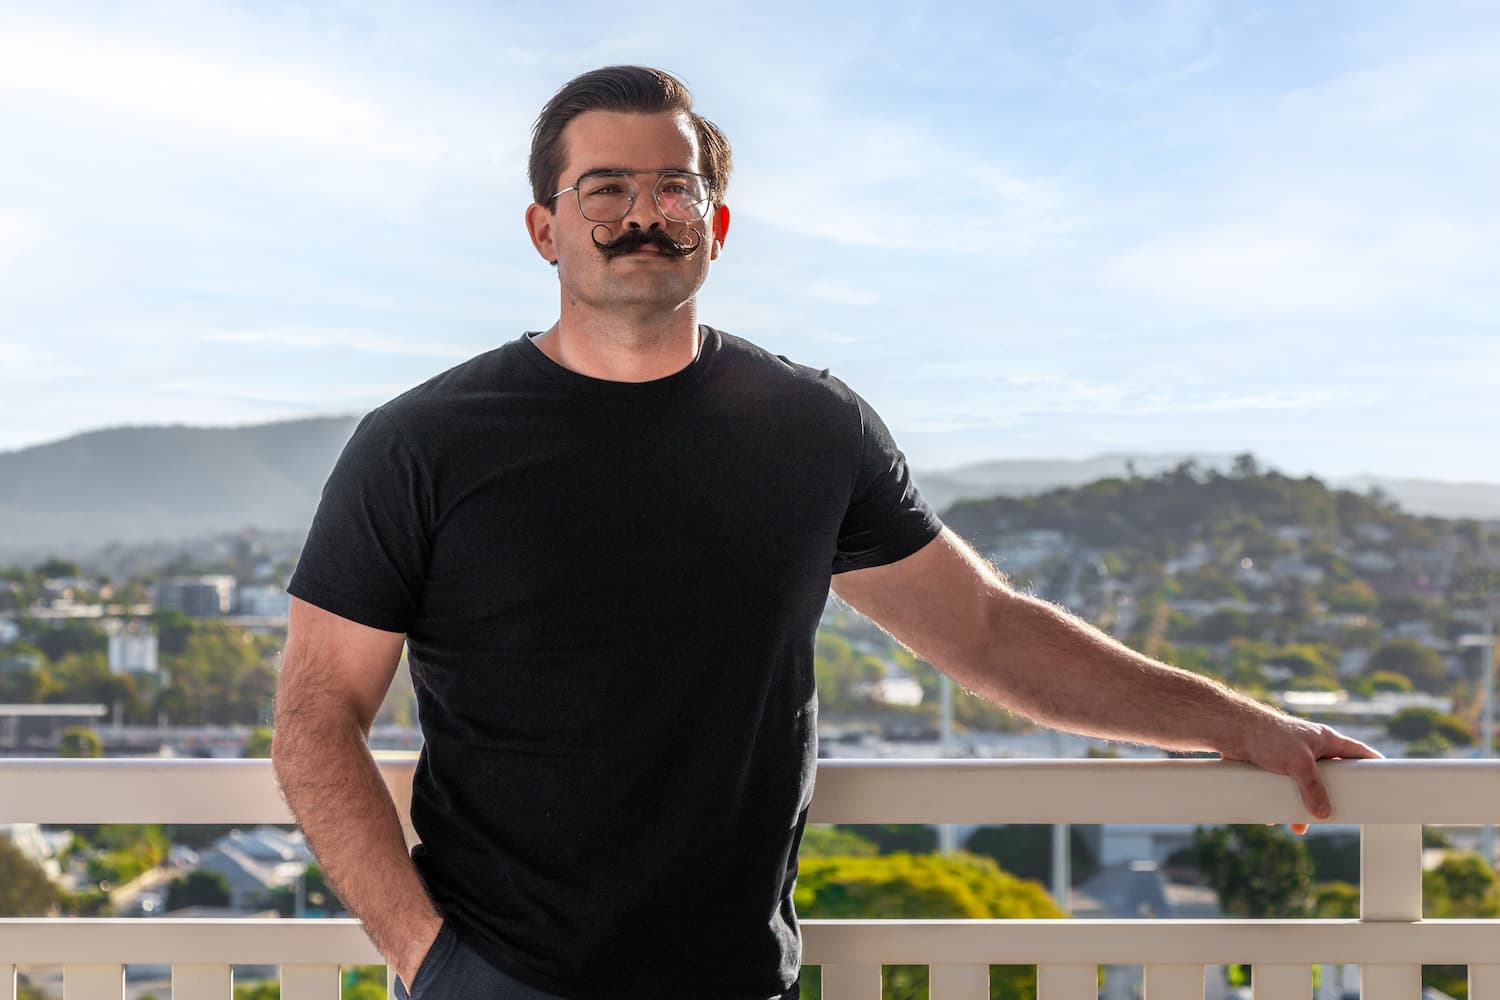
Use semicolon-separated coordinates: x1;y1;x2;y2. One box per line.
1;0;1496;481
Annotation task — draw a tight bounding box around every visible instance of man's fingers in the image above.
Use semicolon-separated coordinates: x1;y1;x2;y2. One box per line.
1288;755;1332;820
1320;730;1384;760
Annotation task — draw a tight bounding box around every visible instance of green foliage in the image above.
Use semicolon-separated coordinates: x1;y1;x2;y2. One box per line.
82;825;168;889
796;852;1064;1000
1303;834;1359;884
1311;881;1359;917
1423;851;1500;917
798;825;879;858
1369;639;1448;693
167;869;231;910
1192;608;1253;643
1369;670;1414;693
343;966;387;1000
1423;965;1469;1000
1326;579;1379;614
1388;706;1475;746
305;863;343;914
33;619;108;662
57;725;103;757
1194;825;1313;917
59;885;111;916
156;620;278;725
963;825;1098;886
796;851;1065;919
0;837;59;916
245;725;274;758
813;632;882;711
234;981;279;1000
835;824;938;855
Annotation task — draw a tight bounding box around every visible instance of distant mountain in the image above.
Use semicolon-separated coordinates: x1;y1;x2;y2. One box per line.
1;423;1496;560
0;417;360;554
915;456;1500;521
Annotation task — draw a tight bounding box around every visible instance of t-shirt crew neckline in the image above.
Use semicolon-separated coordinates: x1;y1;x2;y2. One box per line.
518;326;720;401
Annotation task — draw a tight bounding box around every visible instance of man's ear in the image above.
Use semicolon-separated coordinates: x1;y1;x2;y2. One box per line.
525;203;558;264
710;204;730;257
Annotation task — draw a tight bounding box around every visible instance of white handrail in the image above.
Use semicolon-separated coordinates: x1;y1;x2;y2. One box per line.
1;756;1496;824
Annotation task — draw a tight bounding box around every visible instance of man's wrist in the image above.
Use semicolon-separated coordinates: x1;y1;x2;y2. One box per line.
395;915;445;987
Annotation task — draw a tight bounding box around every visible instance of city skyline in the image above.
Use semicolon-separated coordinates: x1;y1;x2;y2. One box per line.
2;1;1497;482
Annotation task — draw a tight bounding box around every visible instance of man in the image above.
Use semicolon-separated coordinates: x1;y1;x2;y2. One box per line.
272;66;1379;1000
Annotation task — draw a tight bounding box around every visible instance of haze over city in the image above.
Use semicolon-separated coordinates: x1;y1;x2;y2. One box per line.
2;1;1496;481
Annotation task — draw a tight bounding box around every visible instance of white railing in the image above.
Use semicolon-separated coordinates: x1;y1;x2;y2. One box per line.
2;757;1498;999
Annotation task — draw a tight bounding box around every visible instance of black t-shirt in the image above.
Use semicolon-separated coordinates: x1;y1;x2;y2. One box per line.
288;327;943;998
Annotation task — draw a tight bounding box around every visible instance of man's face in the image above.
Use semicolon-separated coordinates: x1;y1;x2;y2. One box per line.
526;110;725;317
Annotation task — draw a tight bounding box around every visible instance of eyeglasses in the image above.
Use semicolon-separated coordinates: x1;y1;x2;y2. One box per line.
551;169;712;224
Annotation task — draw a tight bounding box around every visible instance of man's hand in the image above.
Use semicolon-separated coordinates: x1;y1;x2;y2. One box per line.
1223;713;1384;834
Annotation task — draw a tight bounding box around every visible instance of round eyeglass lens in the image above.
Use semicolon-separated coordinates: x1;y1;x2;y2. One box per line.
653;173;709;221
578;174;636;222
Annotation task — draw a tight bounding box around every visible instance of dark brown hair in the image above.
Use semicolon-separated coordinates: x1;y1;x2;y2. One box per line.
529;66;733;211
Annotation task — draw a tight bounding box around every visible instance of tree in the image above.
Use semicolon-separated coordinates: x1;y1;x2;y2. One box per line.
36;557;82;578
1194;825;1313;917
799;826;878;858
834;824;937;854
0;838;59;916
1312;881;1359;918
1368;639;1448;693
795;852;1066;1000
167;869;231;911
964;825;1099;886
244;725;274;758
57;726;103;758
1423;851;1500;918
1369;670;1414;693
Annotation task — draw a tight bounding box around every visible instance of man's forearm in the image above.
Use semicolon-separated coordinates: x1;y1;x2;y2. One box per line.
272;712;441;984
958;588;1279;757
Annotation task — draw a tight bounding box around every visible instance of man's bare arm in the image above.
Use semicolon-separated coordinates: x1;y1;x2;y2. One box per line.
272;596;442;986
831;529;1380;823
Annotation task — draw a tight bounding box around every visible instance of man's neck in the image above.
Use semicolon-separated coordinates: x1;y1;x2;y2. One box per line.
534;303;702;382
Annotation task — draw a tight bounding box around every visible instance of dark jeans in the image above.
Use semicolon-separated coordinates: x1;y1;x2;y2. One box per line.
395;923;565;1000
395;922;801;999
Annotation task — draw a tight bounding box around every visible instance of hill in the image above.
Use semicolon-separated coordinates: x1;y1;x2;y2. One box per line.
0;417;360;554
1;421;1496;559
916;456;1500;521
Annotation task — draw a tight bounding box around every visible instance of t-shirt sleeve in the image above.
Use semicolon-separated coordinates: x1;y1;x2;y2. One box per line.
832;392;944;574
286;407;432;633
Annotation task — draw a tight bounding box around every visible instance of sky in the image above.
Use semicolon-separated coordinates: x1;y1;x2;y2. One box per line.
1;0;1497;481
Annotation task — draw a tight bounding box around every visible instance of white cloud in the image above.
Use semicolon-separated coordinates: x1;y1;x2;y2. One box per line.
0;20;444;161
0;340;87;382
202;327;474;360
1100;203;1494;316
0;214;44;267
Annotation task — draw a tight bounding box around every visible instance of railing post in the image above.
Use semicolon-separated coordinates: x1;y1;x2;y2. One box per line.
1143;964;1202;999
1;963;14;1000
281;963;341;1000
1251;963;1311;999
821;964;881;1000
63;964;123;1000
931;963;988;999
1360;823;1423;1000
1037;963;1096;999
173;963;233;1000
1473;964;1500;1000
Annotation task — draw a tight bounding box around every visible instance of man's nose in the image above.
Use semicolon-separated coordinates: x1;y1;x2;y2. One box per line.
621;180;667;229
